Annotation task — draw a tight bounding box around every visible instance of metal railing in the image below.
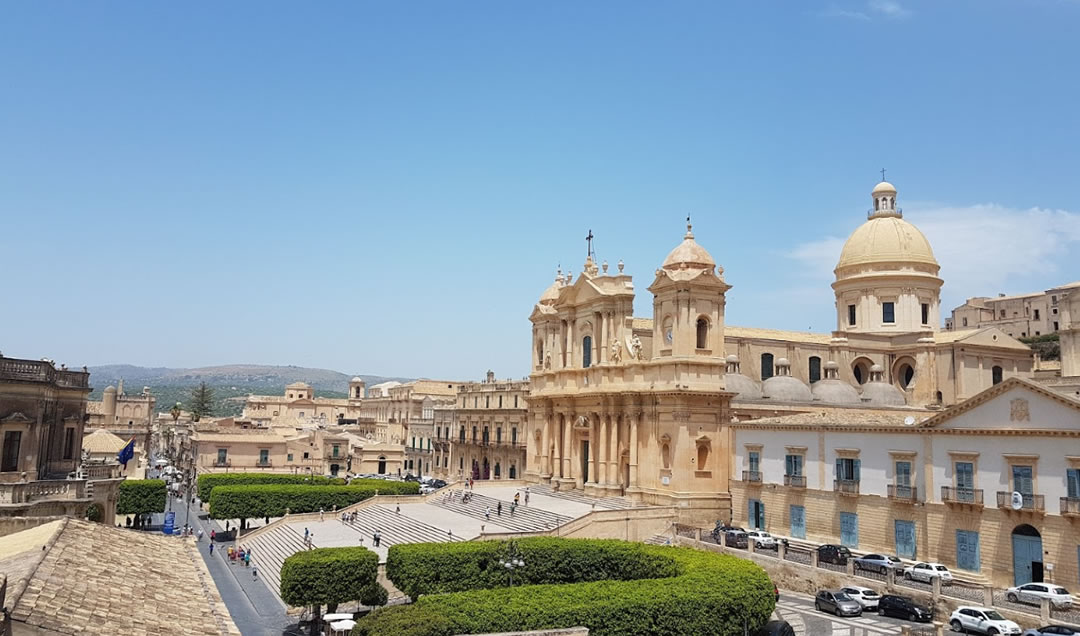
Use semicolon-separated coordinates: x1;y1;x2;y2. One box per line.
742;470;762;483
942;486;983;505
997;491;1045;512
256;460;273;468
213;459;231;468
888;484;918;502
783;474;806;488
834;479;860;495
1061;496;1080;516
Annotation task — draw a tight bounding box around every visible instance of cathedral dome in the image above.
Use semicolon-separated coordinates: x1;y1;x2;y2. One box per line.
762;376;813;402
726;373;763;400
662;220;715;271
836;180;937;272
539;271;564;305
811;379;862;405
860;364;907;406
836;216;937;271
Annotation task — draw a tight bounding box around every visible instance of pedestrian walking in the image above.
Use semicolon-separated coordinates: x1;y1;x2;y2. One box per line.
497;501;502;516
209;542;214;556
510;502;516;516
196;529;203;541
514;492;520;506
525;488;530;506
485;506;491;521
210;529;216;542
252;565;258;580
244;551;251;567
373;530;381;547
395;505;400;515
304;527;309;541
319;508;324;522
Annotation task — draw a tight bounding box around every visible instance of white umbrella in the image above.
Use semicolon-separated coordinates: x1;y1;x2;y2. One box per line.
323;613;352;622
329;619;356;634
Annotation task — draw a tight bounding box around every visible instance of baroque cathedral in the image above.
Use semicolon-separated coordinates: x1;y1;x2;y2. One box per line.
524;179;1034;523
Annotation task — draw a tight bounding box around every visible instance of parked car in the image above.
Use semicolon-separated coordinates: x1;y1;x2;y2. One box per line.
430;479;448;489
903;562;953;583
817;544;852;565
724;530;748;549
1006;583;1073;609
711;521;743;543
814;589;863;617
877;594;933;622
854;553;904;574
949;607;1022;635
1023;626;1080;636
840;585;880;610
746;530;777;549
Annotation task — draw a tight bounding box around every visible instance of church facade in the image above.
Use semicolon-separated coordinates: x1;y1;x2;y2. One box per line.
524;180;1036;524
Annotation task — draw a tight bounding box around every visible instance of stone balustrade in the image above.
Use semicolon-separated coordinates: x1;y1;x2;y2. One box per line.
0;479;86;504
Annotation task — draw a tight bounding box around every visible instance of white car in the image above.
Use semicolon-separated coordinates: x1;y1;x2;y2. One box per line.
745;531;777;549
1006;583;1073;609
903;561;953;583
839;585;880;610
949;606;1021;635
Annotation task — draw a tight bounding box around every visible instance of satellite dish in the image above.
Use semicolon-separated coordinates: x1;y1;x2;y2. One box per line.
904;416;916;426
1010;491;1024;510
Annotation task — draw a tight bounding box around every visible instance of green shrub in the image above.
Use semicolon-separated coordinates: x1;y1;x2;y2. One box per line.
196;472;343;501
116;479;167;516
208;481;419;521
280;547;384;609
357;539;774;636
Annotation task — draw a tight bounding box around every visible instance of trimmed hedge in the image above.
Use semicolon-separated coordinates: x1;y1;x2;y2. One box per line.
116;479;167;516
208;481;419;520
281;546;386;609
355;538;775;636
196;472;344;501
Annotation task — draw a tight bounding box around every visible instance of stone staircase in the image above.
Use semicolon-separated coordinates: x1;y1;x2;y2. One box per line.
431;492;571;532
528;483;635;509
645;534;672;545
344;505;466;546
244;524;307;596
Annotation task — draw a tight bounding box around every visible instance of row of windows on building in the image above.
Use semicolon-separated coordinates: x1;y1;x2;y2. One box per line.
847;302;931;327
746;449;1080;506
0;428;78;472
433;425;520;445
461;394;523;409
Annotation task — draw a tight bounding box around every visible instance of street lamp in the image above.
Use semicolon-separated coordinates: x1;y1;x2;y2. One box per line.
499;542;526;587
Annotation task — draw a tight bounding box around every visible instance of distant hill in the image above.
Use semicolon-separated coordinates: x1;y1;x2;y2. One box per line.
86;364;412;417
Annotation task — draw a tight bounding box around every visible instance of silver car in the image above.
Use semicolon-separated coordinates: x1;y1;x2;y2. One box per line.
853;553;903;574
815;589;862;617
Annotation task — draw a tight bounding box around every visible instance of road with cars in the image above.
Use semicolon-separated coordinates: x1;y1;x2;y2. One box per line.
775;591;936;635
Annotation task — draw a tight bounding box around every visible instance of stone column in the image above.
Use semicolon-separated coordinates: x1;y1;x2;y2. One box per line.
608;413;619;490
599;313;606;364
563;413;573;481
629;412;639;488
598;415;608;486
591;413;601;485
540;412;551;478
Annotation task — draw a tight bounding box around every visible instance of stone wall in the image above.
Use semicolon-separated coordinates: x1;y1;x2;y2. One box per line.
0;516;67;538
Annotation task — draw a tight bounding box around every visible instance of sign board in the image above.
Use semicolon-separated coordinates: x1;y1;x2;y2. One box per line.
162;511;175;535
661;476;671;485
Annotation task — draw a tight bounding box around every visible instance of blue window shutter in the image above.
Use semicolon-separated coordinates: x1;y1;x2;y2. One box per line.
854;459;861;481
1067;469;1080;498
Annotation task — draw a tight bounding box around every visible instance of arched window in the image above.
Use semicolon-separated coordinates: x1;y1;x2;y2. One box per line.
662;443;671;469
898;363;915;389
537;340;544;366
874;198;880;211
494;462;501;478
852;358;872;385
509;464;517;479
992;365;1003;385
761;353;774;380
697;443;709;470
696;318;709;349
377;456;387;475
459;426;465;443
472;426;478;442
808;356;822;384
582;335;592;368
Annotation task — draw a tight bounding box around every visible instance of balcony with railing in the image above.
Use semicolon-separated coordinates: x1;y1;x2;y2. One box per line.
834;479;860;496
887;484;918;503
1060;497;1080;517
997;491;1045;513
256;459;273;468
783;474;806;488
0;479;87;504
742;470;762;483
942;486;983;506
213;459;231;468
83;463;121;480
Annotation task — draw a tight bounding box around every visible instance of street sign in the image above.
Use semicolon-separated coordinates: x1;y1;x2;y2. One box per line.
163;511;175;535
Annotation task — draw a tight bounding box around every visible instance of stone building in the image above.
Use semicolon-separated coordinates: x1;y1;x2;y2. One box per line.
728;377;1080;589
241;379;366;431
524;179;1039;523
360;379;462;445
85;380;156;459
441;372;528;482
947;281;1080;337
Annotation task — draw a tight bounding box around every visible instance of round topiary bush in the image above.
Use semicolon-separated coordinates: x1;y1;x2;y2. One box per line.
353;538;775;636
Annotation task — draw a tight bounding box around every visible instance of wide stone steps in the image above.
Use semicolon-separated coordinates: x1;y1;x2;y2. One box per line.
431;492;571;533
344;505;465;545
528;484;635;509
645;534;672;545
245;525;307;597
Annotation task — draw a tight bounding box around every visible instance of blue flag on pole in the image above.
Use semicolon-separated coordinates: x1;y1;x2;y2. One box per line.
117;437;135;468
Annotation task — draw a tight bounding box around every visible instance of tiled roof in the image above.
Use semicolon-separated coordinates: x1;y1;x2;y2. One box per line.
2;519;239;635
726;325;832;345
733;407;930;428
82;428;128;454
191;432;287;443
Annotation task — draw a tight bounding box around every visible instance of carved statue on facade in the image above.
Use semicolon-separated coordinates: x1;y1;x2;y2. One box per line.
610;338;622;363
630;334;644;360
544;352;552;370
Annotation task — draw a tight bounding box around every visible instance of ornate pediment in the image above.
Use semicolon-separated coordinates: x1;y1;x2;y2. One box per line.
572;415;591;430
1;412;33;424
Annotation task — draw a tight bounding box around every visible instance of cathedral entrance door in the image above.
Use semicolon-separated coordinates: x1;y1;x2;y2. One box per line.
581;441;590;484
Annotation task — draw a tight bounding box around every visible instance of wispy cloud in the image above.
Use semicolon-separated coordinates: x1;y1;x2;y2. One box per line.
823;0;911;21
785;203;1080;313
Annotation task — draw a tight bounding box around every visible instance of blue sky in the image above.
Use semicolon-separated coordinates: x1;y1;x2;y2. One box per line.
2;1;1078;381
